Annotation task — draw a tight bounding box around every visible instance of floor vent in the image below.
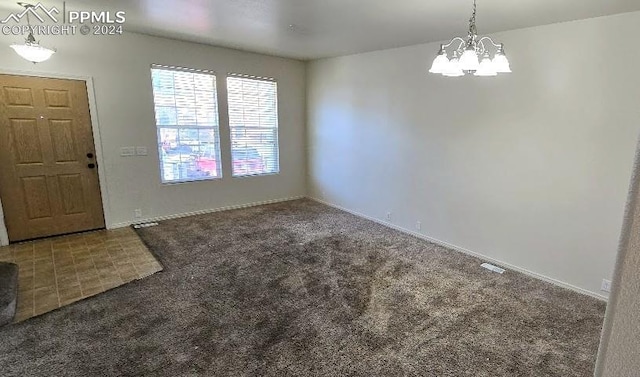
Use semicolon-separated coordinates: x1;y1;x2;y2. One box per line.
133;222;159;229
481;263;506;274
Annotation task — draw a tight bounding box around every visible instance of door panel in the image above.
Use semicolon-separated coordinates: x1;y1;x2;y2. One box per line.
57;174;86;214
0;74;105;242
4;86;34;106
49;119;77;162
22;176;52;219
10;119;44;164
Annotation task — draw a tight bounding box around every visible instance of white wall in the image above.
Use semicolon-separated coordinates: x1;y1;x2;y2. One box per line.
307;11;640;297
0;31;306;231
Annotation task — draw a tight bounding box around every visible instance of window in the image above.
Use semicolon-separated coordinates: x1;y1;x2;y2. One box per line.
151;65;222;183
227;74;280;177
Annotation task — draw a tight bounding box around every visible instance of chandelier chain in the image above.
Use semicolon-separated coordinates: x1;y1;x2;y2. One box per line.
468;0;478;42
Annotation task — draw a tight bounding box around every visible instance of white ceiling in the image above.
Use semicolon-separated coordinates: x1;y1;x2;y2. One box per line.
2;0;640;60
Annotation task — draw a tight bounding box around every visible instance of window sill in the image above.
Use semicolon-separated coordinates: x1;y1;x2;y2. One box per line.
232;172;280;179
161;176;223;185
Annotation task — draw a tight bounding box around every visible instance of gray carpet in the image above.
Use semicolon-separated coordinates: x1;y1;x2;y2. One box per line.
0;199;605;376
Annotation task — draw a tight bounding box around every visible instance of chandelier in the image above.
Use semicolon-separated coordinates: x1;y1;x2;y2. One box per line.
9;2;56;64
429;0;511;77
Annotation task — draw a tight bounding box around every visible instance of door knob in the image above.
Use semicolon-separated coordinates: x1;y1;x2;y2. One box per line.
87;153;94;158
88;163;96;169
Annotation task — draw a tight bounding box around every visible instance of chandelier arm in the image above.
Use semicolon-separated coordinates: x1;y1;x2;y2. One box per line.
478;40;486;55
442;37;466;49
477;36;501;48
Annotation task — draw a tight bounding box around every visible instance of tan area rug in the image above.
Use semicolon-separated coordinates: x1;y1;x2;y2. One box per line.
0;227;162;323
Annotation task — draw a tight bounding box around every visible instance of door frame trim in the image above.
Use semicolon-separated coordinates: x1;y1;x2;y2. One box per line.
0;69;111;246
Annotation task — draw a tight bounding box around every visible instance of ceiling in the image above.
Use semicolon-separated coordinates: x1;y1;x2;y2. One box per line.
2;0;640;60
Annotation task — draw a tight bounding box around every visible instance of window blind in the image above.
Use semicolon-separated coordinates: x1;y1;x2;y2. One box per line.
151;65;222;183
226;75;280;177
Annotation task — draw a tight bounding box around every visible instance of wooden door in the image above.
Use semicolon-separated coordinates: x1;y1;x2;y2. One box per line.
0;74;105;242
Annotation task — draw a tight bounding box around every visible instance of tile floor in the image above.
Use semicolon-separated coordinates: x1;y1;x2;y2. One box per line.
0;227;162;323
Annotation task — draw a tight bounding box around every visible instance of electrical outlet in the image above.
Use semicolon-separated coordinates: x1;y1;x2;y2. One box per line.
385;212;392;221
134;209;142;219
601;279;612;293
120;147;135;157
415;221;422;231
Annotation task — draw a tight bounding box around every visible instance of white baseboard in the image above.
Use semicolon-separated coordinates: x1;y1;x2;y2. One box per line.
109;196;305;229
308;196;608;302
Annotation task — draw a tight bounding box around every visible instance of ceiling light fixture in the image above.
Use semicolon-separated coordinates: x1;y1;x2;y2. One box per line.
9;2;56;63
429;0;510;77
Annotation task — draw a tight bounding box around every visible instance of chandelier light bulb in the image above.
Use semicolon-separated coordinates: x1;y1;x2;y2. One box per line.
442;52;464;77
429;49;449;74
492;51;512;73
10;39;56;63
474;53;497;76
459;47;480;71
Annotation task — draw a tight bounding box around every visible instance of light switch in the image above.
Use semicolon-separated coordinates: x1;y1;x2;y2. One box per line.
120;147;135;157
136;147;148;156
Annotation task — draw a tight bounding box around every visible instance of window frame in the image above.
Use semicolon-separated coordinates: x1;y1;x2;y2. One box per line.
226;73;281;178
150;64;223;185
